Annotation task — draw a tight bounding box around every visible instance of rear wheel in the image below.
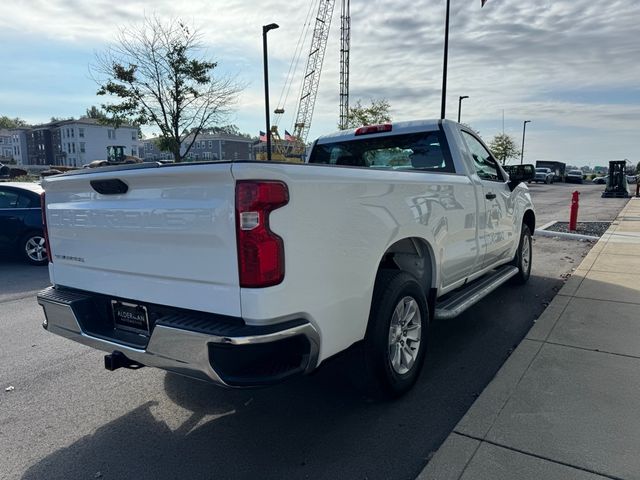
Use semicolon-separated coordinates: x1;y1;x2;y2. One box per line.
510;224;532;284
362;270;429;399
21;232;48;266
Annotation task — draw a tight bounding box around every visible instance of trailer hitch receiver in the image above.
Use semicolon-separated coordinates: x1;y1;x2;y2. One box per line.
104;351;145;371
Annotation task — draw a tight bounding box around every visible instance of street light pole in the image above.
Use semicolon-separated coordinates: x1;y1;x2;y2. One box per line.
457;95;469;123
440;0;451;119
262;23;279;162
520;120;531;165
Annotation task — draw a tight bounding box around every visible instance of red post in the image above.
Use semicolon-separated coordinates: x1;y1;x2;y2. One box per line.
569;191;580;231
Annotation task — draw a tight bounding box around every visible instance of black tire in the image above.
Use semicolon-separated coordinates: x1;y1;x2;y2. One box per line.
510;224;532;284
362;270;429;399
21;232;48;266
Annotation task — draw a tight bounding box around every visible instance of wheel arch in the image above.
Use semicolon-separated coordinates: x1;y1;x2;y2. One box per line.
523;209;535;234
376;237;437;320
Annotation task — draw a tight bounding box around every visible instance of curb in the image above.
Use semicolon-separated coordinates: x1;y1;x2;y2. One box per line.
534;220;600;241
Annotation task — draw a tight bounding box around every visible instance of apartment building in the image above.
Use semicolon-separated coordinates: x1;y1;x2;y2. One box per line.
141;132;254;162
10;118;141;167
0;128;29;165
56;118;141;167
0;129;13;160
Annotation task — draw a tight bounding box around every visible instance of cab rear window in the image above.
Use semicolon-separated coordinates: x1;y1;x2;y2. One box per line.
309;131;455;173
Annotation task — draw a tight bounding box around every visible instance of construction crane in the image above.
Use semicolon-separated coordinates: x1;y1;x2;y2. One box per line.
292;0;337;143
339;0;350;130
260;0;350;162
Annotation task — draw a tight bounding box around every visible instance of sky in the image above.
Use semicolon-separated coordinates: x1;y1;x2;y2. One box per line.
1;0;639;167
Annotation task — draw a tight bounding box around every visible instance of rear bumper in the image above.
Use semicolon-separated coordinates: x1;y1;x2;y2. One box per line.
37;286;320;387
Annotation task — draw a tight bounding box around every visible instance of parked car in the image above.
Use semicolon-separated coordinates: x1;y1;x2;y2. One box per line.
0;163;10;179
0;182;47;265
592;176;607;185
535;161;566;182
533;167;554;184
566;169;584;184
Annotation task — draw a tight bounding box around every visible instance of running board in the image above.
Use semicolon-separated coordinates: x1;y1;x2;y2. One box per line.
434;266;519;320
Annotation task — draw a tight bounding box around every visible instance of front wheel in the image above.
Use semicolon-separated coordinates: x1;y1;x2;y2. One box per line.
362;270;429;399
510;224;532;284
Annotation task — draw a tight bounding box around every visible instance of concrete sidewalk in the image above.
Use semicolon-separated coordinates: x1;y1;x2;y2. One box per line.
419;198;640;480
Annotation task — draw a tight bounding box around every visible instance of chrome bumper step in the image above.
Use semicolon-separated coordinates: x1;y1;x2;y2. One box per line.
434;265;519;320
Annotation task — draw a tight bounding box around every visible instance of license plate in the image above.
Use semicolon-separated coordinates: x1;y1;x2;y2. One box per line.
112;300;149;334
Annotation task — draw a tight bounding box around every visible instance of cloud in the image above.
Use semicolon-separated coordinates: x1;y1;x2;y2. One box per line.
1;0;639;164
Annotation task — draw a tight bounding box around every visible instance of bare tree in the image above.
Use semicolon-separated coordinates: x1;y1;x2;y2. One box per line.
92;16;242;162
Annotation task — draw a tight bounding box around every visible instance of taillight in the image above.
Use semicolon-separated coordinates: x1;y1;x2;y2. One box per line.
235;181;289;288
40;192;52;263
354;124;392;136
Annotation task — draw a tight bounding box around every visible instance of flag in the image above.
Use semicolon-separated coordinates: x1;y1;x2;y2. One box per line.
284;130;295;142
259;131;267;142
481;0;487;6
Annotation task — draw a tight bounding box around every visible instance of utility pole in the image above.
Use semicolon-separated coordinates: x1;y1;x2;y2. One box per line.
443;1;488;120
262;23;279;162
440;0;451;120
457;95;468;123
520;120;531;165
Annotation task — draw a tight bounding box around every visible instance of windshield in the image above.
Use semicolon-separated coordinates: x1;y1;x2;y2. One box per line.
535;168;549;173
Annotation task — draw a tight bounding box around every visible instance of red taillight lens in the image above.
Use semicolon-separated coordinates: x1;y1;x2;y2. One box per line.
40;192;52;263
354;124;392;136
236;181;289;288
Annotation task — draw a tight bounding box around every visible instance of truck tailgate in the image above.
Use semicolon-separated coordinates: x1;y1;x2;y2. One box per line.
43;163;240;316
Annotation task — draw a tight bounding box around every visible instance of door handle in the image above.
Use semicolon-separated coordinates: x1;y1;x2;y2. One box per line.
485;193;496;200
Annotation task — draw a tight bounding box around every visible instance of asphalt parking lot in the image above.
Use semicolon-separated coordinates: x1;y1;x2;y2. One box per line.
0;183;629;480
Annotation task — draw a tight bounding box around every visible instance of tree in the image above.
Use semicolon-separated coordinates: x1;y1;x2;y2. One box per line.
0;116;28;129
92;16;242;162
50;116;75;123
214;125;251;139
85;105;109;121
488;133;521;165
343;99;392;129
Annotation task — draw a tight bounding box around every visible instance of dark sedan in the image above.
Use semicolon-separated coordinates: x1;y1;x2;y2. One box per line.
566;169;584;184
0;182;48;265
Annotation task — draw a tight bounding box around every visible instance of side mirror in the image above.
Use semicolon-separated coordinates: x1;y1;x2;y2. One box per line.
504;164;535;190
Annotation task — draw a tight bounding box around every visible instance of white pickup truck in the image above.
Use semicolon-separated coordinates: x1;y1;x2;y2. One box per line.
37;119;536;397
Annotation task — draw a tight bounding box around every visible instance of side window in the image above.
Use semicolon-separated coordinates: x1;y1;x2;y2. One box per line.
462;131;503;182
309;131;454;173
0;189;19;209
16;194;34;208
